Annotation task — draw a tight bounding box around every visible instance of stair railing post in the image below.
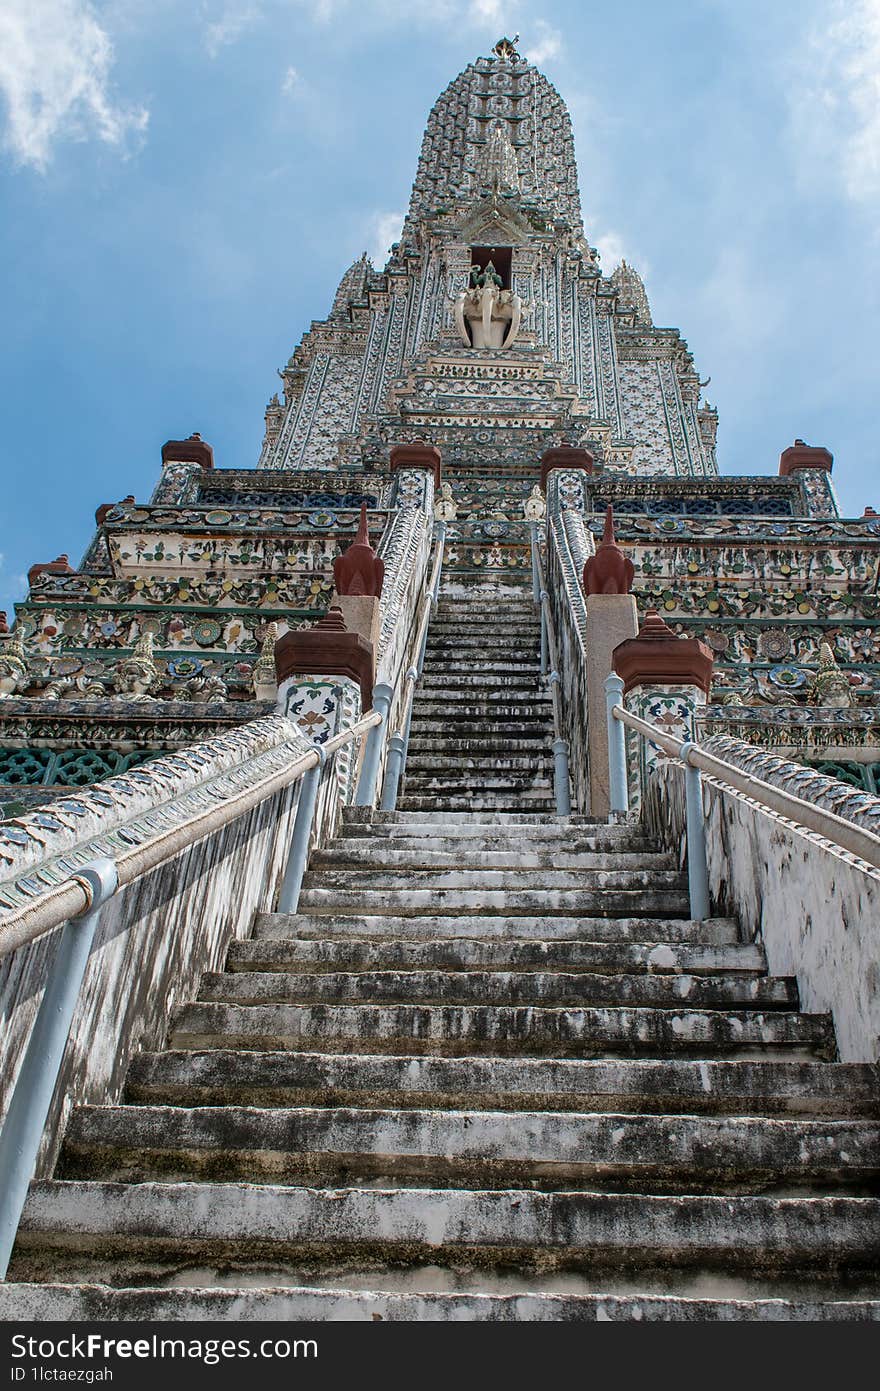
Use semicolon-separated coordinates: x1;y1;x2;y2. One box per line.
277;748;326;914
529;521;541;605
380;730;407;812
354;681;394;808
679;743;711;922
0;856;118;1281
431;520;447;605
604;674;629;817
551;734;572;817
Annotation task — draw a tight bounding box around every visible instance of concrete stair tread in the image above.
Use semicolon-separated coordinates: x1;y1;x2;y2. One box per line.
226;938;767;975
197;969;798;1010
253;914;741;943
125;1051;880;1117
52;1094;880;1187
296;890;693;916
168;1000;833;1056
3;1283;878;1321
302;868;686;888
15;1183;880;1273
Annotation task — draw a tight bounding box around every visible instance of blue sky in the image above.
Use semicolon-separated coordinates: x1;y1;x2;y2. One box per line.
1;0;878;621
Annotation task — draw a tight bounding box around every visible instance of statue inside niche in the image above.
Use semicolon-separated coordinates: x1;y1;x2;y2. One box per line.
453;261;534;350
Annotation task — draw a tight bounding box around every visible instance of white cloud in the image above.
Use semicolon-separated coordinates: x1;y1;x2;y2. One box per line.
592;228;651;279
0;0;148;170
204;2;263;56
282;65;300;94
791;0;880;203
524;20;561;65
368;209;404;265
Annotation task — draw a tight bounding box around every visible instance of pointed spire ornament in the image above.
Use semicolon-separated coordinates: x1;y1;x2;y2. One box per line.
333;505;385;597
809;642;853;708
583;506;635;596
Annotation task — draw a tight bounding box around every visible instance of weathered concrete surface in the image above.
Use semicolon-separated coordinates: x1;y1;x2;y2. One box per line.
226;936;767;976
126;1050;880;1117
169;1000;832;1056
2;1284;878;1322
646;762;880;1062
57;1105;880;1187
196;967;796;1009
255;912;741;943
14;1182;880;1270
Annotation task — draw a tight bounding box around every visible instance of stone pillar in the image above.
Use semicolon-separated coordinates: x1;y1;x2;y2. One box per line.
582;506;638;817
331;503;384;665
389;442;441;514
274;608;375;801
540;446;594;513
612;610;713;808
149;434;214;505
778;439;839;520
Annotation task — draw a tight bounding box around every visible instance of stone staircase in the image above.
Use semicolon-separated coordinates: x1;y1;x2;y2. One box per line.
3;806;879;1320
399;584;556;813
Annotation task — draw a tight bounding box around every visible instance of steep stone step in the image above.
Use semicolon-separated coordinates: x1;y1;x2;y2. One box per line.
294;890;692;923
253;914;740;944
197;969;797;1011
407;737;553;754
226;937;765;975
168;1001;833;1057
126;1051;880;1118
398;799;560;813
404;756;553;774
295;889;692;917
14;1184;880;1285
56;1109;880;1188
5;1284;879;1322
336;827;654;850
312;845;676;870
300;867;688;890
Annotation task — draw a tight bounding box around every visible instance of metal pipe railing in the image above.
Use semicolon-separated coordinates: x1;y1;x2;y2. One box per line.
0;706;380;1277
604;676;880;923
529;525;571;816
380;523;446;812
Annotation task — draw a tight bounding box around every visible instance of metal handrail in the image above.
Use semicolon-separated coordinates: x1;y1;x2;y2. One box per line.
613;701;880;872
0;705;381;1277
604;675;880;926
379;522;446;811
529;522;571;816
0;710;381;960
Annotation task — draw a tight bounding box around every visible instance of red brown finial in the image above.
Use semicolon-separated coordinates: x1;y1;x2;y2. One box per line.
582;506;635;596
779;440;833;476
612;608;714;697
27;555;76;584
333;505;385;598
0;612;8;635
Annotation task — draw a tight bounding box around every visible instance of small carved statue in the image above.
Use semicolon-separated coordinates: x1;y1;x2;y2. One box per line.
0;629;27;699
113;632;159;702
253;624;279;703
523;485;546;522
433;482;458;523
809;642;853;708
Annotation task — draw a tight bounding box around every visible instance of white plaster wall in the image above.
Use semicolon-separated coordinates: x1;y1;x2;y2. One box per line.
646;763;880;1063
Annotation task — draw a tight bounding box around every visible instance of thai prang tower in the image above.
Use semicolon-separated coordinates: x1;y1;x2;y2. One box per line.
1;37;879;1326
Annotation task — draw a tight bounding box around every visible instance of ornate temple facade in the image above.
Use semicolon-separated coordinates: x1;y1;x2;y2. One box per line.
1;36;877;812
